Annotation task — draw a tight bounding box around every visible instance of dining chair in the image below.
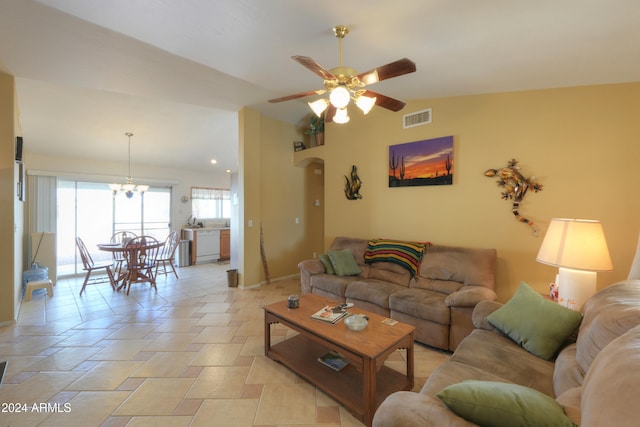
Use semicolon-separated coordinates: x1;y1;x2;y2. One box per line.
110;231;138;279
76;236;116;296
123;235;161;295
155;231;180;279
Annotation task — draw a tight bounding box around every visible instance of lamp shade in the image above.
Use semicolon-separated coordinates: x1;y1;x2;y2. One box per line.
355;95;376;115
308;99;329;117
536;218;613;272
333;107;350;124
329;86;350;109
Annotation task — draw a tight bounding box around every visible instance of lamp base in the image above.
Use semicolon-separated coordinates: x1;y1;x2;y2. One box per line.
557;267;597;311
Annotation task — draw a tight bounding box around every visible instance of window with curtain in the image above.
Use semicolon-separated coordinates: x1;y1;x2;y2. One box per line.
191;187;230;219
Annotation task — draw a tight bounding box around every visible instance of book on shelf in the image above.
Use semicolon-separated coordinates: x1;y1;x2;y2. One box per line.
311;305;349;324
317;351;350;372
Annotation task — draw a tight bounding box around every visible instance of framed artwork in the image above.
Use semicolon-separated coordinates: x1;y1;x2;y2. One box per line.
293;141;305;152
389;135;454;187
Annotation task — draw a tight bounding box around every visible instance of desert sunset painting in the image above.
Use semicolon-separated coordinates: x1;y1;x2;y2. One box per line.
388;136;454;187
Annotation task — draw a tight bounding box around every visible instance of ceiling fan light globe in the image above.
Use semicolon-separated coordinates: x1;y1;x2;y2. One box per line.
109;183;122;193
329;86;350;109
356;95;376;115
136;185;149;193
123;183;136;192
333;107;350;124
308;99;329;117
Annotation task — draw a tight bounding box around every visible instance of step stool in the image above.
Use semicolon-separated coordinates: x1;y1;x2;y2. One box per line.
25;279;54;301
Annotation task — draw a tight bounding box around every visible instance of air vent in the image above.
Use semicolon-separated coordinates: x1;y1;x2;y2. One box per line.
403;108;432;129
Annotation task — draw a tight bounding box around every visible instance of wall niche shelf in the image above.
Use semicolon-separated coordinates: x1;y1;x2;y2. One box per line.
294;144;325;168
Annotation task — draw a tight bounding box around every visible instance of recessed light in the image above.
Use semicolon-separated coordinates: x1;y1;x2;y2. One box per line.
210;159;217;164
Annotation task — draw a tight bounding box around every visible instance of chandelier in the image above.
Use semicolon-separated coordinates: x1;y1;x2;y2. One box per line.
109;132;149;198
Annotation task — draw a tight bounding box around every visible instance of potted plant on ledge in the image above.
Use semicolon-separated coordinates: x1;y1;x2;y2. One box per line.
305;113;325;147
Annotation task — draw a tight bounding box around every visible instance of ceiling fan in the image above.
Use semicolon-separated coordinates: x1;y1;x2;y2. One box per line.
268;25;416;124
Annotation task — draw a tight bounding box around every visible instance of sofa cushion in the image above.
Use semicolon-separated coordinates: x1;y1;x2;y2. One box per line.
556;387;582;426
389;288;450;325
417;245;497;289
580;324;640;427
344;279;405;308
318;254;335;275
368;261;412;286
448;329;556;396
576;282;640;375
487;281;583;360
553;343;583;397
412;277;464;294
328;236;368;264
364;239;428;278
311;274;360;298
327;248;361;276
437;380;577;427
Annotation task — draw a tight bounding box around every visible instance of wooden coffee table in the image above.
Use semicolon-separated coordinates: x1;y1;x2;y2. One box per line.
264;293;415;427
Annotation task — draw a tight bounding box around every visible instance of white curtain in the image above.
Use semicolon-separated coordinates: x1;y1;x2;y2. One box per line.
28;174;57;232
191;187;230;200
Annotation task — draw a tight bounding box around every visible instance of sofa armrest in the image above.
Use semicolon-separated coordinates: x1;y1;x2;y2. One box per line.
298;259;325;294
373;391;476;427
445;285;497;308
298;259;325;275
471;300;503;331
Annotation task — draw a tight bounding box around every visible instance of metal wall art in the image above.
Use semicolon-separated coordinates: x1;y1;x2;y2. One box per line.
389;136;454;187
484;159;543;235
344;165;363;200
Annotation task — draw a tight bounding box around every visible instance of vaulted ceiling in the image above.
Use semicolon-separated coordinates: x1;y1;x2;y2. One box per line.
1;1;638;173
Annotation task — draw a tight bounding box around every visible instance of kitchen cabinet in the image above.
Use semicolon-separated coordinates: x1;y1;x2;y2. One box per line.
181;228;221;265
220;229;230;260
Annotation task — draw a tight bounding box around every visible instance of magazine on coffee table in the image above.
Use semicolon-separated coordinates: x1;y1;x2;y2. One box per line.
311;305;349;324
317;351;350;371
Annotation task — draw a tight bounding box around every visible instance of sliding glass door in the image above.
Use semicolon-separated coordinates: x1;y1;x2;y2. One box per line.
57;180;171;277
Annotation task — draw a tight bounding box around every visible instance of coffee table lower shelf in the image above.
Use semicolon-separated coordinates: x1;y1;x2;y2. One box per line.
267;333;410;424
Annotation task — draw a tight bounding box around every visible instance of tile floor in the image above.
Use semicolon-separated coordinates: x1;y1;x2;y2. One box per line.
0;263;450;426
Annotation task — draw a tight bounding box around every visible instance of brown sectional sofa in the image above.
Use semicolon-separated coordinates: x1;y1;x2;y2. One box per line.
297;236;497;351
372;280;640;426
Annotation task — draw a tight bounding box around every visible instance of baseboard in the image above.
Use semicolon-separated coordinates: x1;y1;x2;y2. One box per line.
241;273;300;289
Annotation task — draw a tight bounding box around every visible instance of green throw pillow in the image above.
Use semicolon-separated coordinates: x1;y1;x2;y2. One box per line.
319;254;335;275
327;249;361;276
437;380;577;427
486;281;583;360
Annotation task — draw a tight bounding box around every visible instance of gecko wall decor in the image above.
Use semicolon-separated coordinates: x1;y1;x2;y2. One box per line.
344;165;363;200
484;159;543;235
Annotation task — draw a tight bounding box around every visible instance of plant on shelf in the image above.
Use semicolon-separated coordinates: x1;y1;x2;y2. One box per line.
304;113;325;146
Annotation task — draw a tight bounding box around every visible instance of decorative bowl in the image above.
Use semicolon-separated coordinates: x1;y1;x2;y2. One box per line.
344;314;368;331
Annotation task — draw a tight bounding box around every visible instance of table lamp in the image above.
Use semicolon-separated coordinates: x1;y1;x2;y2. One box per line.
536;218;613;310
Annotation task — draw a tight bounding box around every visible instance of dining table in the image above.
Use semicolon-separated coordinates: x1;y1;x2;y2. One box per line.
97;240;164;293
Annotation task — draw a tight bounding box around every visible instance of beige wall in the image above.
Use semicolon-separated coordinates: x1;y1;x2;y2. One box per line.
303;162;325;259
239;109;323;286
322;82;640;301
0;72;18;324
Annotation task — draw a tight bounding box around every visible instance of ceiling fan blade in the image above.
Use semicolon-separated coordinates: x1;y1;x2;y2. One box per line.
363;90;407;112
357;58;416;85
292;55;337;80
268;89;326;103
